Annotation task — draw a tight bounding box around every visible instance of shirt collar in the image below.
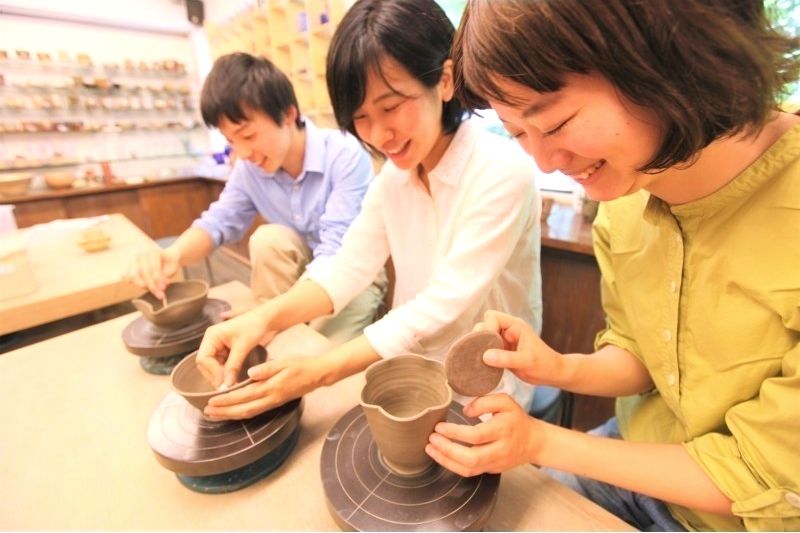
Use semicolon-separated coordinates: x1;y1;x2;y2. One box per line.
427;119;477;188
251;117;324;181
642;123;800;222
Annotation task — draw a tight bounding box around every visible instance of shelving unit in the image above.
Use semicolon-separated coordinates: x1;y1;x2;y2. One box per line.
205;0;350;128
0;52;208;187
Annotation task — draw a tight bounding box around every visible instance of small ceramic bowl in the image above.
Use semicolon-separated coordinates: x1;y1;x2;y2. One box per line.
132;279;209;328
44;171;76;189
0;172;32;197
171;346;267;411
76;227;111;252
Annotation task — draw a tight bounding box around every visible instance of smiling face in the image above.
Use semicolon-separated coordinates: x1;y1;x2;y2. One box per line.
351;57;455;173
218;106;297;174
489;73;665;201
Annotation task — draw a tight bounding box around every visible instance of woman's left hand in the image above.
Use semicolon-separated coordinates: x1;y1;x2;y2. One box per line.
425;393;545;477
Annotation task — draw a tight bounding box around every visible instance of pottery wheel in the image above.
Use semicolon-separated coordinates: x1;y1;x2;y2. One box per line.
321;403;500;531
148;392;302;480
122;298;230;357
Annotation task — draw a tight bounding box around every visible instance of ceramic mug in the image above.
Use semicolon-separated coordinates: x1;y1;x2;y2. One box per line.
360;354;452;476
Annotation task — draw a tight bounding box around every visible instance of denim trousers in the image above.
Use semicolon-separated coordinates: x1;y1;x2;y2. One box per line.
542;417;686;531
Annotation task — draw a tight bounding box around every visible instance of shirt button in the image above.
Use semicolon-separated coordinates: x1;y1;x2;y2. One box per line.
666;373;676;386
663;329;672;342
293;184;300;191
670;280;677;293
786;492;800;508
294;214;301;221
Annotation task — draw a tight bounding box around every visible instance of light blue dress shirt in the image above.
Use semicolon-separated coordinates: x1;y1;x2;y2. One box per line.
192;119;373;276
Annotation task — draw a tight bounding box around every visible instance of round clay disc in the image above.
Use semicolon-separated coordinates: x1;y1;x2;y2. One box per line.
444;330;504;396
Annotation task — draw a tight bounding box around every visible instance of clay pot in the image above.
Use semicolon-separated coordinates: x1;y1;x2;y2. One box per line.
75;227;111;252
44;171;76;189
132;279;208;328
171;346;267;411
360;354;452;476
0;172;32;197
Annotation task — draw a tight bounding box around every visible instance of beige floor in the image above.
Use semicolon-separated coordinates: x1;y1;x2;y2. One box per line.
0;247;251;354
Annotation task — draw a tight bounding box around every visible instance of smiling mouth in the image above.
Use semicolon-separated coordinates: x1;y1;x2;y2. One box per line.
383;141;409;156
567;160;605;181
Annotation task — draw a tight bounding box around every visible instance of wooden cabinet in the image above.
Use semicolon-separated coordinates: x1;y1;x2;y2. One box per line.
139;182;211;239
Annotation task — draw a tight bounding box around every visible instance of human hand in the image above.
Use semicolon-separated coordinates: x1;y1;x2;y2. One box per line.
203;354;327;420
195;308;275;389
474;310;563;385
425;393;545;476
127;247;180;299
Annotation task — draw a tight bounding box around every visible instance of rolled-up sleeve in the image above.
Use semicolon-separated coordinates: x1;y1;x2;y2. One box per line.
304;143;373;277
192;162;258;247
683;340;800;530
364;163;534;358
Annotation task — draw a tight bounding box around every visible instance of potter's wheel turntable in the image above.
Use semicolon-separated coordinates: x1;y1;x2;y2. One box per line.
121;298;230;374
321;403;500;531
147;392;303;493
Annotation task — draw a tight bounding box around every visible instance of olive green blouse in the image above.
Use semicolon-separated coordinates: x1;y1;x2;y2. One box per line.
593;124;800;531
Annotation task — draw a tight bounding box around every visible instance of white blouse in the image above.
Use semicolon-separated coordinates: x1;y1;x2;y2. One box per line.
309;120;542;408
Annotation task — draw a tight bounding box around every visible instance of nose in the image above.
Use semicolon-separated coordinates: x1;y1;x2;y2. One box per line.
358;118;393;153
520;135;571;174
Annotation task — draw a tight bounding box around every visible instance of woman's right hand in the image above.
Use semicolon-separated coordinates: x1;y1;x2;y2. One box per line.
476;310;564;385
128;248;181;299
195;307;275;389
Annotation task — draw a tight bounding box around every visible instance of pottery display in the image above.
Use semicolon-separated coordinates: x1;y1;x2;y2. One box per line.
0;172;32;197
75;227;111;252
44;171;76;189
360;354;452;476
170;346;267;411
132;279;208;328
444;330;504;397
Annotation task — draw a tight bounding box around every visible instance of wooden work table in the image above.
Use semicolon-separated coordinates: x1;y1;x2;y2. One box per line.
0;213;172;336
0;280;632;531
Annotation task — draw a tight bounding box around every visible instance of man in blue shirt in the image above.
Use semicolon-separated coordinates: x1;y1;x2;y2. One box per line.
129;53;384;344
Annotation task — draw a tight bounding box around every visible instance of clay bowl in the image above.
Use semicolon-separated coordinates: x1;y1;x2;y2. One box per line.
44;171;76;189
0;172;32;197
132;279;209;328
75;227;111;252
171;346;267;411
360;354;452;476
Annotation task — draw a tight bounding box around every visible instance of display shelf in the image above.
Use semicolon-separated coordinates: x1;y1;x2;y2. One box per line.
0;152;206;173
205;0;347;128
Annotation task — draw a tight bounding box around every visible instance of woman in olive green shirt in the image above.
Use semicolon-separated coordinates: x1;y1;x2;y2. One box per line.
425;1;800;530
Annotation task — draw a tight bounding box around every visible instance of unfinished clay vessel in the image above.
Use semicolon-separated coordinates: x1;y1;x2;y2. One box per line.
360;354;452;476
132;279;208;328
171;346;267;411
76;227;111;252
445;330;504;397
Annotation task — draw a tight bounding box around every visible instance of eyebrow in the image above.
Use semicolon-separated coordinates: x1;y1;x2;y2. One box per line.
231;122;250;135
521;93;563;118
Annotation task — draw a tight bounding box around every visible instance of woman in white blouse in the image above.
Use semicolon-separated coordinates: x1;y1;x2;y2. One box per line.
195;0;543;420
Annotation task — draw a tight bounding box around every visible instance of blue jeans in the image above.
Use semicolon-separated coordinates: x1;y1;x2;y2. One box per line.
542;418;686;532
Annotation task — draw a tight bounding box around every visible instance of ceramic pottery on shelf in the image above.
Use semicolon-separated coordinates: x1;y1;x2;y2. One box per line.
171;346;267;411
360;354;452;476
132;279;209;328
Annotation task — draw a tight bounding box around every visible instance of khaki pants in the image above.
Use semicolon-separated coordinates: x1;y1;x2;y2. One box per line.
249;224;387;346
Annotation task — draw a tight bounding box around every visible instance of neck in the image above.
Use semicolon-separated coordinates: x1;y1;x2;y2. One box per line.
646;112;798;205
282;126;307;179
416;127;457;195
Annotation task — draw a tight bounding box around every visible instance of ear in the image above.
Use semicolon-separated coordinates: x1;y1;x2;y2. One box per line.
439;59;455;103
283;104;299;126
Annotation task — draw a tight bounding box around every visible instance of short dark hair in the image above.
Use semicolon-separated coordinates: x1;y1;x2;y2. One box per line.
453;0;800;172
326;0;464;141
200;52;304;129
